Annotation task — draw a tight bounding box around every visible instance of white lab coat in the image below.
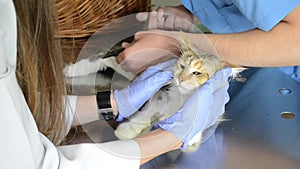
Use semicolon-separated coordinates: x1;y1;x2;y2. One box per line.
0;0;140;168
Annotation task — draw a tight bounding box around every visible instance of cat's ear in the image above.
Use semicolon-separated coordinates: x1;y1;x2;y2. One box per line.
221;61;248;78
179;31;198;56
179;31;191;50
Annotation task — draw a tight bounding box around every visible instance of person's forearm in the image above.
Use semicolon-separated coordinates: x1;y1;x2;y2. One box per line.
72;95;98;126
206;25;300;67
204;6;300;67
72;93;118;126
134;129;182;165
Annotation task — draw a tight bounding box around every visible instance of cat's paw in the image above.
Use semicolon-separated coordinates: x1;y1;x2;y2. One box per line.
114;122;147;140
182;141;201;152
182;131;202;152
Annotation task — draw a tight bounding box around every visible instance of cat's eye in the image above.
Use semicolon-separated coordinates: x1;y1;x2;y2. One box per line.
180;64;185;69
192;71;201;76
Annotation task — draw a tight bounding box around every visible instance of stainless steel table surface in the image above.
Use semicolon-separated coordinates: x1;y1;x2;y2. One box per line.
67;67;300;169
141;68;300;169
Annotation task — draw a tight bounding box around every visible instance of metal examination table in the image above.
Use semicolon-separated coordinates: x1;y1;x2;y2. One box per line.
141;68;300;169
67;67;300;169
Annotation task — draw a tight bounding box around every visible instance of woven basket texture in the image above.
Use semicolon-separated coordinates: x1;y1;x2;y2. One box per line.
53;0;151;62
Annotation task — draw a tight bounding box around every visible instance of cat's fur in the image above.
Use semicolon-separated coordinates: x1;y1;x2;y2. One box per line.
114;34;243;151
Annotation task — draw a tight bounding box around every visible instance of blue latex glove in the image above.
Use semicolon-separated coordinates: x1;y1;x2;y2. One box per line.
155;67;231;148
114;59;177;121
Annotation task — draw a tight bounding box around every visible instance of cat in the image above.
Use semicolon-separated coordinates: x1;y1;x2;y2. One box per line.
114;34;245;151
64;32;246;151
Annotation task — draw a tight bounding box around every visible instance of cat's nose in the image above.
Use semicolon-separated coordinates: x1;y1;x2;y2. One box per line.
179;72;188;82
179;77;185;83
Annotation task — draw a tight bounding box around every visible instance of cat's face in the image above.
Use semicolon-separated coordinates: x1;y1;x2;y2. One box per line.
174;53;209;91
174;33;224;91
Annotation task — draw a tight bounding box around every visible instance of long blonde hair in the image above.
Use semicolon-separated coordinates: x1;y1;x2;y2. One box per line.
14;0;68;145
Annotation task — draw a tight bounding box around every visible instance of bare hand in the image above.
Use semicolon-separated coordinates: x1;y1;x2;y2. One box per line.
116;32;180;74
116;6;197;74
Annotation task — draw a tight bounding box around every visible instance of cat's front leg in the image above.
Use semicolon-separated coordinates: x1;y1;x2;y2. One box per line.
114;95;163;140
182;132;202;152
114;121;151;140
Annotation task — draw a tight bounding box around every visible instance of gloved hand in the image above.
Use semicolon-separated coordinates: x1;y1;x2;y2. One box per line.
113;59;177;121
155;67;231;148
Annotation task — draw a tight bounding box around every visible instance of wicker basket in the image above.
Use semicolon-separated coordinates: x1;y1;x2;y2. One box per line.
53;0;152;62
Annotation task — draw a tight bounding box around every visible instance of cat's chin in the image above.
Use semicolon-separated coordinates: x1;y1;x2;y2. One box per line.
178;88;188;94
174;79;197;94
175;82;195;94
178;86;195;94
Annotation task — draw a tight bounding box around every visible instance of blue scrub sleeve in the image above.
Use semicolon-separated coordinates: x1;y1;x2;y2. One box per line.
181;0;300;33
279;66;300;83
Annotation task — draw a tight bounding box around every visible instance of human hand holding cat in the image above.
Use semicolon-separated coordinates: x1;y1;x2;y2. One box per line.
113;59;177;121
155;67;231;148
116;30;217;74
116;31;179;74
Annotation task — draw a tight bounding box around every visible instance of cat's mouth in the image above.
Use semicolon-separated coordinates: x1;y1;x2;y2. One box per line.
174;78;181;87
176;79;198;92
174;79;189;91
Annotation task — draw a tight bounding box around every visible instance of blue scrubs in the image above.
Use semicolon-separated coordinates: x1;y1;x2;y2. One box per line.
179;0;300;126
181;0;299;33
181;0;300;83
